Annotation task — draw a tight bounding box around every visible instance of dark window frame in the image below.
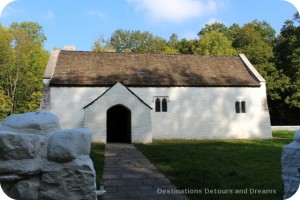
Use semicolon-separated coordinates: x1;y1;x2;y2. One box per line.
236;100;246;114
154;97;169;112
155;98;161;112
241;101;246;113
162;98;168;112
235;101;240;113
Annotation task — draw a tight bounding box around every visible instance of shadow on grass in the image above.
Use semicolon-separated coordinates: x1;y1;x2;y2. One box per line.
90;143;105;189
135;131;295;200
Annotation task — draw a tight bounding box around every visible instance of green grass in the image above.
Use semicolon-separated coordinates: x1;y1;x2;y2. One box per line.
90;143;105;189
135;131;295;200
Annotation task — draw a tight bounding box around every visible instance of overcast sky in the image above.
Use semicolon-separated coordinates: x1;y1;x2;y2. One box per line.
0;0;298;51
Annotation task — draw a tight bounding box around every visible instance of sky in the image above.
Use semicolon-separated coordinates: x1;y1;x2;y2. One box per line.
0;0;298;51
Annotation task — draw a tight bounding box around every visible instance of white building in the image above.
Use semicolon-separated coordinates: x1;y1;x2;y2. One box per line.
41;48;272;143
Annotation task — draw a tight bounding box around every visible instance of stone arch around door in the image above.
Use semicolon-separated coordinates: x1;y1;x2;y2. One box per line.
83;82;152;143
107;104;131;143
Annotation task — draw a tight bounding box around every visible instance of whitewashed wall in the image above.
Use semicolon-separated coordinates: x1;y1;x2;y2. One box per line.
131;84;272;139
48;87;107;129
47;83;272;142
84;83;152;143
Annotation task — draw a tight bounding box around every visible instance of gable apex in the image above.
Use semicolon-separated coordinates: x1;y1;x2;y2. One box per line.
83;82;152;110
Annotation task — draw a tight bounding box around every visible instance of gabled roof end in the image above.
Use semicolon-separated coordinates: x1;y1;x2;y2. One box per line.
83;82;153;110
43;48;61;80
239;54;265;83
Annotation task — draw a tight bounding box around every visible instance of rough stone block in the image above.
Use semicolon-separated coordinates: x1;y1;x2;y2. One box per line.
0;112;96;200
1;111;60;135
7;176;41;200
0;131;45;160
47;128;92;163
39;158;96;200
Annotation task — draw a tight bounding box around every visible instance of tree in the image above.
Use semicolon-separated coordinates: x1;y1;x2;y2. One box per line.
164;33;179;54
0;22;49;118
232;23;274;65
0;88;11;120
273;20;300;124
228;23;240;40
109;29;166;53
194;31;237;56
178;39;198;54
11;22;48;113
199;22;229;37
92;35;115;52
0;25;13;120
0;24;16;115
249;20;276;45
274;20;300;78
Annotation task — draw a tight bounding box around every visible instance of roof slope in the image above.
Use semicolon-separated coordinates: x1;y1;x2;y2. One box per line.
49;51;260;87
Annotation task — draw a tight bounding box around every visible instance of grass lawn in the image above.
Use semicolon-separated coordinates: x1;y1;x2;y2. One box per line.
135;131;295;200
90;143;105;189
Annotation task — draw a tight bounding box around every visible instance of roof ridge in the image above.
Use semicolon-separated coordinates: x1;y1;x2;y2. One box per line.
60;50;240;58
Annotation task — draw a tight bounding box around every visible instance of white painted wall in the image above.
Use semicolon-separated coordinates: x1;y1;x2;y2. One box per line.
131;83;272;139
48;87;108;129
46;83;272;142
84;83;152;143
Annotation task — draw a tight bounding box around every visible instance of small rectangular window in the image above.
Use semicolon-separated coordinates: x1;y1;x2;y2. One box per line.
162;98;168;112
235;100;246;114
235;101;240;113
241;101;246;113
154;97;169;112
155;98;161;112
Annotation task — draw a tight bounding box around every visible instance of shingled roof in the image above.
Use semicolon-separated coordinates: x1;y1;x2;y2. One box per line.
46;50;262;87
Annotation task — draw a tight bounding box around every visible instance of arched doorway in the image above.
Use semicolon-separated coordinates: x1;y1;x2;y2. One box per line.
107;105;131;143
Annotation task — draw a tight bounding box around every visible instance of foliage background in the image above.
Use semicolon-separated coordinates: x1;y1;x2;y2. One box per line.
0;22;49;120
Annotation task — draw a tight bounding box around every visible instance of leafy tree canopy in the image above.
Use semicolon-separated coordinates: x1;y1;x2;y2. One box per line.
0;22;49;119
109;29;167;53
194;31;237;56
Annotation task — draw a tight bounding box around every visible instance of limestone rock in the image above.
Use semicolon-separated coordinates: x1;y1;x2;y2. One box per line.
0;159;43;180
0;131;45;160
7;176;41;200
1;111;60;135
0;112;96;200
47;128;92;163
40;157;96;200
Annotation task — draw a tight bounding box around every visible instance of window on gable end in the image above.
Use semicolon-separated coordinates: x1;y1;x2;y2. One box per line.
235;100;247;114
162;98;168;112
155;98;161;112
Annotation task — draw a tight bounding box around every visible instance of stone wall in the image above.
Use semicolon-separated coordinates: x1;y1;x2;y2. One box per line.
282;130;300;199
0;112;96;200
